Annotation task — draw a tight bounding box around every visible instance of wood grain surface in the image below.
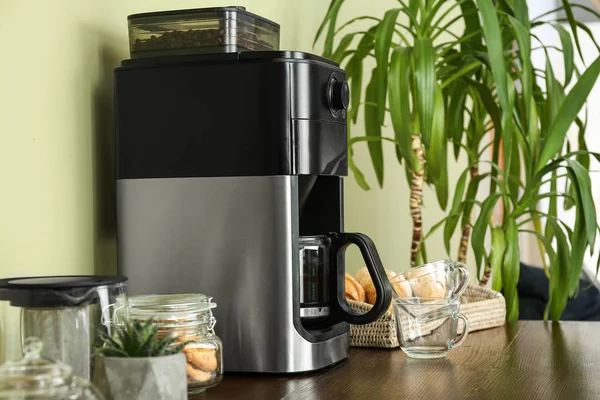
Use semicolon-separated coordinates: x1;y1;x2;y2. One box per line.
193;321;600;400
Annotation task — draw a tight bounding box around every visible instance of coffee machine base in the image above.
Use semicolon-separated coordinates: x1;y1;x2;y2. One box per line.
118;175;350;373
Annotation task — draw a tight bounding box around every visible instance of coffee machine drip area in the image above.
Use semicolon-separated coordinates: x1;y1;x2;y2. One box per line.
115;7;392;374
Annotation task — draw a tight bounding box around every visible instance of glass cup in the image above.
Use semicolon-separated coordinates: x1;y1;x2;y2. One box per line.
389;259;470;302
392;299;469;359
390;260;470;358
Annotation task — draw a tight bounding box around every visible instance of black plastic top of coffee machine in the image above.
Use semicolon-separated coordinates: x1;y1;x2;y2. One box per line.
114;50;349;180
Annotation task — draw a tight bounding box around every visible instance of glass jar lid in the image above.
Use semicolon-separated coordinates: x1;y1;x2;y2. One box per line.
0;337;73;396
0;275;127;308
125;294;216;327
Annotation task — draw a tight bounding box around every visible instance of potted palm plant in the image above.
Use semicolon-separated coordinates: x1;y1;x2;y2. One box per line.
93;319;188;400
315;0;600;320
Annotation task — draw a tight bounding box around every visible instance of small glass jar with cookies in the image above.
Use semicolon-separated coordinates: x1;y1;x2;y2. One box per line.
125;293;223;395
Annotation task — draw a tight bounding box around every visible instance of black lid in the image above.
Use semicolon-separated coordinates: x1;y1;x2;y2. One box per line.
118;51;338;69
0;275;127;308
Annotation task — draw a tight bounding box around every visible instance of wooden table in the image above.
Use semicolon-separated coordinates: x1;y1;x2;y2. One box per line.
195;321;600;399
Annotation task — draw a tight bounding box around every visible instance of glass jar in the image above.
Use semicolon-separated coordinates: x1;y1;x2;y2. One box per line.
0;337;104;399
123;294;222;395
0;275;128;381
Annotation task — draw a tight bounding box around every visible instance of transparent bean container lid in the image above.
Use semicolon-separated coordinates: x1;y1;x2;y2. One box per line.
0;337;103;399
127;6;280;58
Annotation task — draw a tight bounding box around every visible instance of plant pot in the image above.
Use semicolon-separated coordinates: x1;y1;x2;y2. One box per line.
92;353;187;400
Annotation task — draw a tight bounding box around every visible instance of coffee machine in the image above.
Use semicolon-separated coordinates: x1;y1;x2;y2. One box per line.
115;7;392;373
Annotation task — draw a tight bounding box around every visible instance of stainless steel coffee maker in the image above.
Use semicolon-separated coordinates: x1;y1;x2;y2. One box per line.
115;7;392;373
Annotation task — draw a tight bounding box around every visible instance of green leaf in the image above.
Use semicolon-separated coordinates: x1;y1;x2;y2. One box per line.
507;16;533;162
472;193;502;271
576;116;591;171
435;159;449;211
476;0;510;113
522;229;557;268
347;121;371;191
459;0;483;52
424;214;451;241
441;62;481;89
550;23;575;86
349;26;377;124
503;218;520;321
428;85;447;187
546;217;571;321
347;59;363;125
565;159;596;249
461;174;486;230
365;67;384;187
508;132;521;205
464;79;502;191
389;46;414;169
375;8;401;124
349;160;371;190
490;227;506;292
560;0;585;65
527;100;540;171
497;0;514;14
331;32;358;63
536;55;600;172
545;58;565;132
415;38;436;148
513;0;530;29
545;172;558;244
569;198;586;297
444;168;469;254
507;16;532;100
447;84;467;160
533;4;600;22
502;73;516;200
315;0;345;58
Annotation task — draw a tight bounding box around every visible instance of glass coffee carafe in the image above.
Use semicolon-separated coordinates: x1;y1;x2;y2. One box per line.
299;232;391;325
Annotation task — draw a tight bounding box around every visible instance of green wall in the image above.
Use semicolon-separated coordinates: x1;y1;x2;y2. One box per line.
0;0;467;360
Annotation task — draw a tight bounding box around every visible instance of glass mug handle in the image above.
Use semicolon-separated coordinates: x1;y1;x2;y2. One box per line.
416;305;469;350
449;312;469;349
451;260;470;298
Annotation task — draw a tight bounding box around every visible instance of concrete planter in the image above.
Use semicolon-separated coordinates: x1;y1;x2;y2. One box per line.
93;353;187;400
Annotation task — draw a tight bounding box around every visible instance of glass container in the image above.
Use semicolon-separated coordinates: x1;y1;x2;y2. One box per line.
0;337;104;399
0;276;128;381
121;294;222;395
127;6;280;58
389;259;470;302
392;300;469;359
299;235;331;320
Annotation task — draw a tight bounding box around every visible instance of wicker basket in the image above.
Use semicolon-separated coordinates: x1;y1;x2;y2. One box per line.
348;284;506;348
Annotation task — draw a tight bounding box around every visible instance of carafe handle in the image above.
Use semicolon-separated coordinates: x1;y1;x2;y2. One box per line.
330;232;392;325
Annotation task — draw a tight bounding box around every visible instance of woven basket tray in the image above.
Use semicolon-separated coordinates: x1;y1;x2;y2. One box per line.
348;285;506;348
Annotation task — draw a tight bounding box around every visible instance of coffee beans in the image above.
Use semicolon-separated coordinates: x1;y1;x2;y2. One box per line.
132;28;272;52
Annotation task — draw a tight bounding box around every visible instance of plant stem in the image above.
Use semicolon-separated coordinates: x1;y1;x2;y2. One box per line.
480;264;492;287
457;166;479;264
410;134;425;267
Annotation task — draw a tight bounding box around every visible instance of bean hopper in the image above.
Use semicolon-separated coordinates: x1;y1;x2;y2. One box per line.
116;6;392;373
0;276;128;381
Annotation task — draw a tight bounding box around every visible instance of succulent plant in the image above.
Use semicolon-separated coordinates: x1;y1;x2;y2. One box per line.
97;318;188;358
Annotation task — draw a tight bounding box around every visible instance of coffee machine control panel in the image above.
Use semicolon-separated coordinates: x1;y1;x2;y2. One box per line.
327;74;350;117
